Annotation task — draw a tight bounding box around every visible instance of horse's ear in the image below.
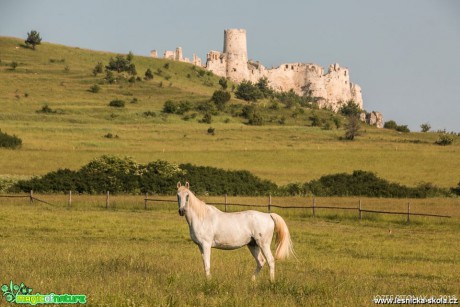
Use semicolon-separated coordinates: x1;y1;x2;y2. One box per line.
185;182;190;189
177;182;182;189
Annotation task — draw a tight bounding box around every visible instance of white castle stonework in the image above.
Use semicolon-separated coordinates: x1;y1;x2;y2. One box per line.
151;28;383;126
205;29;364;112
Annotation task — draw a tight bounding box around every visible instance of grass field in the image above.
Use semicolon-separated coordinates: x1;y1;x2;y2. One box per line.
0;196;458;306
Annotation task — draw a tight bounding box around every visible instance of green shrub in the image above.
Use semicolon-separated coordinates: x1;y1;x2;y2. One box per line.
339;100;361;116
396;125;410;133
162;100;176;113
0;130;22;149
10;61;18;70
37;104;56;114
144;68;154;80
200;113;212;124
301;170;448;197
143;111;156;117
109;99;125;108
218;77;228;90
211;90;231;110
92;62;103;76
235;81;263;102
384;120;398;130
89;84;101;93
207;127;215;135
435;133;454;146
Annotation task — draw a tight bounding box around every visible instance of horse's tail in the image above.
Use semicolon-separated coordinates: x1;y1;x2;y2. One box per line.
270;213;295;260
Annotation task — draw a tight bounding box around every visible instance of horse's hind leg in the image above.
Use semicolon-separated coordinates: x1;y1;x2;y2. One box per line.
259;243;276;282
247;244;266;281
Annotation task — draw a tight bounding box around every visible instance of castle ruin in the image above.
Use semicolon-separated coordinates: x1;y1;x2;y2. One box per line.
205;29;363;112
150;47;202;66
151;28;383;126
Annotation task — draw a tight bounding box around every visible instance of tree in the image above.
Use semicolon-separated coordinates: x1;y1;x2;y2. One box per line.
211;90;231;110
92;62;103;76
235;81;263;102
144;68;154;80
218;77;228;90
256;77;274;98
339;100;361;116
25;30;42;50
420;123;431;133
344;115;361;140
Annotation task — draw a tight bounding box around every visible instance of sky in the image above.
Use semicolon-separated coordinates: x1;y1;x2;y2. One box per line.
1;0;459;132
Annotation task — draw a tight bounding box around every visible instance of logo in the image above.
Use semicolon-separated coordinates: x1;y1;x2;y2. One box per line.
1;281;86;305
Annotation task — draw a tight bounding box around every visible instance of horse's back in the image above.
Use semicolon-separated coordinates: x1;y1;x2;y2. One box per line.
210;210;275;249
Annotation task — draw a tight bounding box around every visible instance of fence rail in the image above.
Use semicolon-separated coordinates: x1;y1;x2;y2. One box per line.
0;191;452;223
145;194;451;223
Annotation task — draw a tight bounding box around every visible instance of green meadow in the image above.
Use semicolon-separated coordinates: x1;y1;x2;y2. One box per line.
0;197;458;306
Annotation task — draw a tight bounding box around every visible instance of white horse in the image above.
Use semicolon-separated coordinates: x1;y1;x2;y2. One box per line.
176;182;294;281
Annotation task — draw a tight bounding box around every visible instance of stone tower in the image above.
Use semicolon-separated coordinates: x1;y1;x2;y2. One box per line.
223;29;249;82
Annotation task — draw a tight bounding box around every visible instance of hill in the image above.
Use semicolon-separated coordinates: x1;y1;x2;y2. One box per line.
0;36;459;189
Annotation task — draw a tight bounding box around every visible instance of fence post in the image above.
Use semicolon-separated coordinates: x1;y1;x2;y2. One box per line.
407;202;410;224
358;199;362;220
106;191;109;209
268;195;272;213
68;190;72;208
312;197;316;217
224;194;227;212
144;193;148;210
29;190;34;204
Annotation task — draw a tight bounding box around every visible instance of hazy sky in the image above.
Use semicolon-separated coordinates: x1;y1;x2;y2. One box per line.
1;0;459;132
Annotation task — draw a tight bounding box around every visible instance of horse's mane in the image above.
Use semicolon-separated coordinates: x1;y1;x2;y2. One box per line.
181;187;208;220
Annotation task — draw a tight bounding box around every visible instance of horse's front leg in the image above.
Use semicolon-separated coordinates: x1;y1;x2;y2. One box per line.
199;243;212;279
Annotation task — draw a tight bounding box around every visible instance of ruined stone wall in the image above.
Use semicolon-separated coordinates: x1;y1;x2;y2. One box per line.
205;28;364;112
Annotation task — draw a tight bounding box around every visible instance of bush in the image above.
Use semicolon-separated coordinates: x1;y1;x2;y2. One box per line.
200;113;212;124
396;125;410;133
36;104;56;114
339;100;361;116
218;77;228;90
109;99;125;108
211;90;231;110
144;68;154;80
302;170;448;198
241;105;263;125
10;61;18;70
384;120;398;130
235;81;263;102
93;62;103;76
435;133;454;146
0;130;22;149
162;100;176;113
89;84;101;93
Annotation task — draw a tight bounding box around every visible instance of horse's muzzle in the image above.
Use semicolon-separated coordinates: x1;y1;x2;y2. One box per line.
178;209;185;216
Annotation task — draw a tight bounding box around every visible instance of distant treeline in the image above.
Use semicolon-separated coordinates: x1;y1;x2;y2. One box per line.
10;155;458;197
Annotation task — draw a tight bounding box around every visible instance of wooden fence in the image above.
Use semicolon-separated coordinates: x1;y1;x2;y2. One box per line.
145;194;452;223
0;191;452;223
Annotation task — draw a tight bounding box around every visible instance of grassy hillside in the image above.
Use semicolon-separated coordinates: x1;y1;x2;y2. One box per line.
0;36;459;189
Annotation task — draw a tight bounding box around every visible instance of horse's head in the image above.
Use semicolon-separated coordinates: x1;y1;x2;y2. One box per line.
177;181;190;216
